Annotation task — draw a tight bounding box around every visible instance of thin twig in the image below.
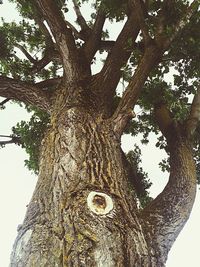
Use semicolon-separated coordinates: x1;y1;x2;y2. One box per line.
0;98;10;107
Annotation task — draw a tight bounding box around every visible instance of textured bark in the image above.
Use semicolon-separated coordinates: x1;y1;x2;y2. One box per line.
34;0;87;79
9;82;197;267
141;130;196;264
9;84;149;266
0;76;51;112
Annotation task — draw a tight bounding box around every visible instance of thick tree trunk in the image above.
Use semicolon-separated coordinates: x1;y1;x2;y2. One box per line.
9;85;196;267
9;85;151;266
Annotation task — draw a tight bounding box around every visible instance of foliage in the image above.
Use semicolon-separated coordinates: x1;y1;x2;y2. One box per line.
12;108;50;174
126;145;153;208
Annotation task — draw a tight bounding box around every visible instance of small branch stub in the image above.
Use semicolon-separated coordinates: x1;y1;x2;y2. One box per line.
87;191;114;215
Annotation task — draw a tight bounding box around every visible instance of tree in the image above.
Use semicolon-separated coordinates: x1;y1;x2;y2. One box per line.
0;0;200;266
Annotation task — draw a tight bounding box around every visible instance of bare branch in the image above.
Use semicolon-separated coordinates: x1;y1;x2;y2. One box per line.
0;76;51;112
34;15;55;45
131;0;152;45
112;45;161;136
83;6;106;62
72;0;91;33
93;12;140;99
30;48;60;74
0;98;10;107
0;135;21;146
17;3;59;73
186;86;200;136
15;44;37;64
15;43;60;75
35;0;81;79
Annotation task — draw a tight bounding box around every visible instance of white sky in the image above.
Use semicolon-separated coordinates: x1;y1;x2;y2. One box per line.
0;1;200;266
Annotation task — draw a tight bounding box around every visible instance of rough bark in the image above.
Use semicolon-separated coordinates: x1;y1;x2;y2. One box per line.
140;126;196;264
9;82;197;267
95;11;140;100
34;0;89;79
0;76;51;112
10;83;149;266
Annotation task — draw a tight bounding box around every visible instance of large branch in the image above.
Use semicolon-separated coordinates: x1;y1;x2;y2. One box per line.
140;127;196;262
0;76;51;112
35;0;81;79
94;12;140;99
131;0;152;45
186;86;200;137
36;77;62;90
72;0;91;34
83;6;106;63
112;45;162;136
138;100;197;261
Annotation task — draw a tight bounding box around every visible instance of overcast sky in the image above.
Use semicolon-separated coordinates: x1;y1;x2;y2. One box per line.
0;1;200;266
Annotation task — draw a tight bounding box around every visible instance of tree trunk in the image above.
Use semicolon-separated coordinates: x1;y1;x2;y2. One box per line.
9;84;196;267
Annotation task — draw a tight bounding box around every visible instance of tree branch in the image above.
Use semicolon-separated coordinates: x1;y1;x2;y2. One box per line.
93;12;140;99
139;90;197;260
15;44;37;64
65;21;80;39
72;0;91;33
36;77;62;90
0;98;10;108
186;86;200;137
31;48;60;74
154;102;174;138
131;0;152;45
17;0;54;44
33;13;55;45
35;0;81;79
111;1;199;137
0;76;51;112
15;43;61;75
140;129;196;262
83;6;106;63
112;45;162;136
99;40;115;51
14;43;58;74
0;135;21;146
